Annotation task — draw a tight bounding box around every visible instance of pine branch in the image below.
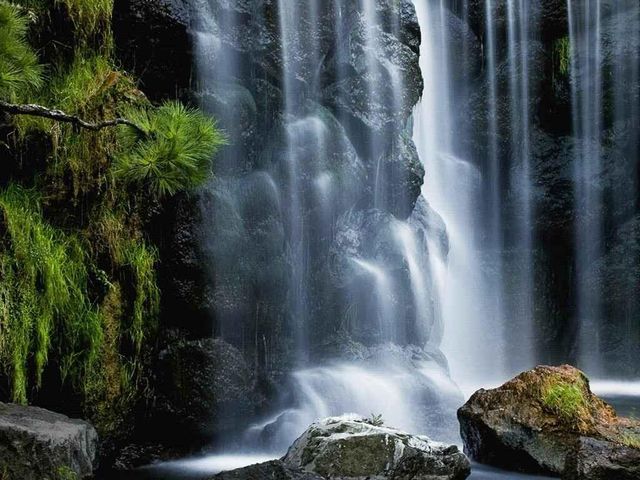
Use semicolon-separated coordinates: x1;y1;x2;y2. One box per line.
0;100;147;136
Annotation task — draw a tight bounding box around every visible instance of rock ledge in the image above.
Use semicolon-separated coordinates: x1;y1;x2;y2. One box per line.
0;402;98;479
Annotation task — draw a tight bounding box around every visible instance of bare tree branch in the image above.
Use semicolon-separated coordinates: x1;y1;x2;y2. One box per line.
0;100;147;136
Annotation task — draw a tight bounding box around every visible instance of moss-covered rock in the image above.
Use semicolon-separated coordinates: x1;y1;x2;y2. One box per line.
458;365;640;479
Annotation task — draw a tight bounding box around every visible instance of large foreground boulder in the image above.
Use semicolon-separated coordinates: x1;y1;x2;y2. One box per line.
0;402;98;479
282;415;470;479
458;365;640;479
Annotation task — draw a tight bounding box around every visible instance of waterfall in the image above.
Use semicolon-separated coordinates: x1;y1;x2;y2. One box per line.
412;0;543;390
182;2;640;469
568;0;604;375
567;0;640;376
191;0;459;451
484;1;504;349
504;0;536;372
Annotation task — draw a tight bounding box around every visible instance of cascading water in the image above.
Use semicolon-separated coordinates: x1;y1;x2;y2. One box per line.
567;0;640;376
413;0;499;390
412;0;544;391
504;0;536;372
568;0;604;376
191;0;459;454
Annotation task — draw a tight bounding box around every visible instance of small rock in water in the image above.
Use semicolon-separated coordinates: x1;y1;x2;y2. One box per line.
282;414;470;479
458;365;640;480
0;402;98;479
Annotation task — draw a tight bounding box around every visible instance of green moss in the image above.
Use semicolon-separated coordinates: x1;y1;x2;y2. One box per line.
123;240;160;354
114;101;225;198
0;1;43;100
13;0;113;52
56;465;78;480
88;207;159;355
621;433;640;448
553;36;571;78
542;378;588;424
0;184;100;403
84;283;133;435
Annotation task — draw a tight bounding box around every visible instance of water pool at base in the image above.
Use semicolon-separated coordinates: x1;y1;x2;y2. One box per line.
105;392;639;480
111;458;558;480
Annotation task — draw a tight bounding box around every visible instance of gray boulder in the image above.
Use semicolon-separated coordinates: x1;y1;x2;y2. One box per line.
282;415;470;479
565;437;640;480
0;402;97;480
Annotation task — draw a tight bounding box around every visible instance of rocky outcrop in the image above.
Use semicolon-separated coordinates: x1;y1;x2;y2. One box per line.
458;365;640;479
152;337;263;442
113;0;193;98
282;415;470;479
154;194;214;337
0;402;98;479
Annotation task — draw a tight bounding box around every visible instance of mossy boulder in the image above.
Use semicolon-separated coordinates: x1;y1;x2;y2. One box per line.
458;365;640;479
282;415;470;479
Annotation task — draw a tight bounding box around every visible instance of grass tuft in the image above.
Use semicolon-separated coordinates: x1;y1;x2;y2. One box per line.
553;36;571;77
542;378;589;425
56;0;113;47
123;240;160;354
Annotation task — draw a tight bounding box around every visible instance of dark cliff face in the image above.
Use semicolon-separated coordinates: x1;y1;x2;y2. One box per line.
457;0;640;374
114;0;194;99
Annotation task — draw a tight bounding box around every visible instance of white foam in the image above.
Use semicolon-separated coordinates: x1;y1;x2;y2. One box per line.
145;454;277;476
590;381;640;397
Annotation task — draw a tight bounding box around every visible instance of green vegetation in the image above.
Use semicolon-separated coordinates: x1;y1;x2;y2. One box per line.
0;0;220;435
56;465;78;480
123;240;160;354
56;0;113;43
365;413;385;427
0;1;43;100
553;36;571;77
115;101;225;198
0;185;99;403
15;54;144;194
13;57;222;199
542;377;588;424
621;433;640;449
